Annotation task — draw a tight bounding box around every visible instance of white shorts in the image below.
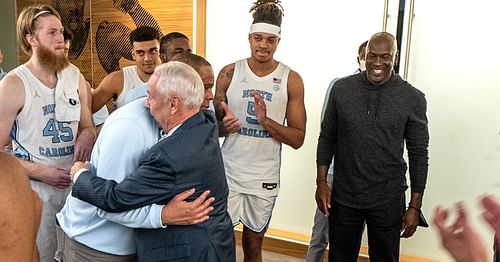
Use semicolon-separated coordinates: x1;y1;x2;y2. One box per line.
31;180;70;262
227;191;277;233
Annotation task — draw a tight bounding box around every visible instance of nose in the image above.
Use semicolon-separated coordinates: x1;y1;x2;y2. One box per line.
258;40;268;48
205;88;214;101
57;31;65;43
145;97;151;108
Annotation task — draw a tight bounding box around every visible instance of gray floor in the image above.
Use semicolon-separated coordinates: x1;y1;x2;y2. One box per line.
236;245;304;262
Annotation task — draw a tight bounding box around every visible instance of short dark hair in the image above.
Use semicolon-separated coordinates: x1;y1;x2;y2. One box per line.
129;26;160;45
171;52;210;74
63;27;73;42
160;32;189;53
358;40;368;56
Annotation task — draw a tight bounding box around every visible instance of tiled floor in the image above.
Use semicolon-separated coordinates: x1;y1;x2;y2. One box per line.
236;245;304;262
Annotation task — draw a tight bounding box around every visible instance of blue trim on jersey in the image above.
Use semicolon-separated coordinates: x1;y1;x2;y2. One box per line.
10;120;32;161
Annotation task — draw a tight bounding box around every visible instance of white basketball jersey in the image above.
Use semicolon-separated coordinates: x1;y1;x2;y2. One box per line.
115;65;145;109
11;64;80;170
222;59;289;196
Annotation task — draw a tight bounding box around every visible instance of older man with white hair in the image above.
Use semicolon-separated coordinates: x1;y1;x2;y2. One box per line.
70;62;235;262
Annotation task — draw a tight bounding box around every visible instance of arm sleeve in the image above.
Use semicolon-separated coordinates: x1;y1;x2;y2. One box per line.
316;81;338;168
405;94;429;193
97;204;166;229
72;149;177;212
74;117;166;227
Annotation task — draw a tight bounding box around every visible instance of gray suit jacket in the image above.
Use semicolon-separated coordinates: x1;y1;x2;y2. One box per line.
72;110;235;262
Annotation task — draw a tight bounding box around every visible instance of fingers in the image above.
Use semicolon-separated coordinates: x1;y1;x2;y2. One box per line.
55;182;71;189
190;190;210;205
188;194;215;221
481;195;500;218
223;117;241;133
321;200;329;217
172;188;196;201
251;90;262;100
454;202;469;227
315;193;329;216
433;206;449;230
253;92;265;106
83;149;91;162
56;173;72;189
480;195;499;209
197;196;215;211
481;195;500;233
73;149;82;162
401;225;417;238
220;101;230;114
190;216;210;224
192;197;215;219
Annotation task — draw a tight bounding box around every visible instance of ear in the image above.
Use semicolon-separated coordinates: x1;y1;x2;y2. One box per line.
160;53;167;63
394;51;399;66
131;48;136;61
26;33;37;48
169;95;180;115
248;34;252;43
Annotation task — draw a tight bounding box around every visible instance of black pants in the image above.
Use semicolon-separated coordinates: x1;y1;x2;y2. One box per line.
328;194;405;262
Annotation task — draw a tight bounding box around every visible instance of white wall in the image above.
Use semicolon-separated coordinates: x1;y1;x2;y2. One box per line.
206;0;500;261
400;0;500;260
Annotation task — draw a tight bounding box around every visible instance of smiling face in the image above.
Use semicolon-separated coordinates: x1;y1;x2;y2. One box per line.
132;39;160;75
365;34;398;85
248;32;279;63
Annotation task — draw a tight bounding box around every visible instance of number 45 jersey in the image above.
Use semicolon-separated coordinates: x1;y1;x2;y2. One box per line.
221;59;289;197
10;64;81;170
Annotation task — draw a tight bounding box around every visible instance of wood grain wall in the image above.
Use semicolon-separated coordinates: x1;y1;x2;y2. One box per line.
16;0;204;88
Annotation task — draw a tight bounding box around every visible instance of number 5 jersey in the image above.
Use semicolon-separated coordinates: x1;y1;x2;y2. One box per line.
221;59;289;197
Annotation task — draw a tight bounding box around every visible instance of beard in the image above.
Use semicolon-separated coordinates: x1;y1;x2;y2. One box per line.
37;44;70;72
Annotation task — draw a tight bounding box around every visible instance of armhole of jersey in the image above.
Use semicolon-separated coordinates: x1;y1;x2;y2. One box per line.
13;69;30;120
227;61;242;94
283;66;291;103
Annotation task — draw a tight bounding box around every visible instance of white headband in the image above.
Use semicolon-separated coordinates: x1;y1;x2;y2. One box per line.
250;23;281;38
33;10;51;20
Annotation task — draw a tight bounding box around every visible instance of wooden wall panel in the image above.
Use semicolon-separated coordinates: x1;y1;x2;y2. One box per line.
16;0;200;88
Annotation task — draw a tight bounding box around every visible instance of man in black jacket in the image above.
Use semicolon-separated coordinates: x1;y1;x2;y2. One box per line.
316;32;429;261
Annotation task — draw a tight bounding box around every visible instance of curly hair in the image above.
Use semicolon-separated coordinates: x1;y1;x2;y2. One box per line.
250;0;284;27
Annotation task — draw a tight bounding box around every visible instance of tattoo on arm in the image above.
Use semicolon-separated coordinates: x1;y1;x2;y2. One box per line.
218;68;234;81
224;69;234;79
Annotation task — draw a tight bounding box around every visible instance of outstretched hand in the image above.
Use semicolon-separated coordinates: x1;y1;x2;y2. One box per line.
161;188;215;225
433;203;487;262
480;195;500;247
480;195;500;233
